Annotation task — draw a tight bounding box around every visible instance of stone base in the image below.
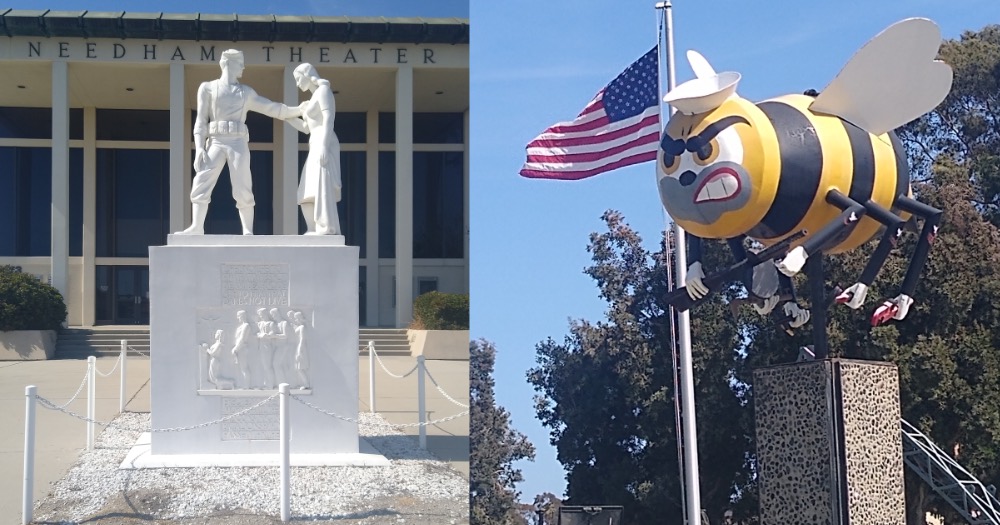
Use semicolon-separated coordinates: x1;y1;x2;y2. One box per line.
0;330;56;360
754;359;904;525
149;235;360;456
120;433;389;469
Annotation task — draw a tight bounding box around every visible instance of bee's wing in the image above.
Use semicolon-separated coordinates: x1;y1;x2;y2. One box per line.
809;18;952;136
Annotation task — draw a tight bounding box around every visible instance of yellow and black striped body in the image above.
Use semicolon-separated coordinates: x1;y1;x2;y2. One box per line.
658;94;911;254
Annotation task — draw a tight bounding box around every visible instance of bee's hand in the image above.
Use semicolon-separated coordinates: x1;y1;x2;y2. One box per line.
752;294;780;315
784;302;810;328
836;283;868;309
777;246;808;276
685;261;709;300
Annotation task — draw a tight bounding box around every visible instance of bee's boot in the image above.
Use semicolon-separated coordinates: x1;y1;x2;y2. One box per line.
871;294;913;326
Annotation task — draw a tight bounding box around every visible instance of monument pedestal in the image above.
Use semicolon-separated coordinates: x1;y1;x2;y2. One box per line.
754;358;905;525
142;234;372;464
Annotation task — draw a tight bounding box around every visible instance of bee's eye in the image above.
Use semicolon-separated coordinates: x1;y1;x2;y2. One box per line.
697;142;713;161
659;149;680;175
693;138;721;166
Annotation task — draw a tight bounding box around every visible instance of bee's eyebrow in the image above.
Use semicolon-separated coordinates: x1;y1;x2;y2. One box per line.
661;115;750;157
689;115;750;147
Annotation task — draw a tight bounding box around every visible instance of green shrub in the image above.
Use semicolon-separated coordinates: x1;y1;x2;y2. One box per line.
0;265;67;331
412;291;469;330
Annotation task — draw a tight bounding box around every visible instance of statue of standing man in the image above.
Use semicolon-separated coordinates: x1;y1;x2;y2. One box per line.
177;49;304;235
286;63;342;235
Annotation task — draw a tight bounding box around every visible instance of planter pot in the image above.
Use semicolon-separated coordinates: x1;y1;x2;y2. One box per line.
0;330;57;360
407;329;469;361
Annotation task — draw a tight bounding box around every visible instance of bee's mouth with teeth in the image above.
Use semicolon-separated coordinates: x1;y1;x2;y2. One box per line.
693;167;741;203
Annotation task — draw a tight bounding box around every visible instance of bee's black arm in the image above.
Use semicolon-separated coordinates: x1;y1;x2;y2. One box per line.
665;230;806;311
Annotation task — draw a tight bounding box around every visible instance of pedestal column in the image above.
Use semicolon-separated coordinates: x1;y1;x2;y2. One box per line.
754;359;905;525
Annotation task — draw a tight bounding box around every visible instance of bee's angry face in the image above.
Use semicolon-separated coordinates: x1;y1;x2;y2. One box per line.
657;113;752;229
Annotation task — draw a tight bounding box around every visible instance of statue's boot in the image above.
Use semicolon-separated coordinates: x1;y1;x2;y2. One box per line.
175;202;208;235
239;207;254;235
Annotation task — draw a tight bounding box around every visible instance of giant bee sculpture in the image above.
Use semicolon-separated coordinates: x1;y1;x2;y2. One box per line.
658;18;953;328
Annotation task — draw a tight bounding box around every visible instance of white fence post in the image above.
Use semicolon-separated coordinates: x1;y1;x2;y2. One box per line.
279;383;290;523
368;341;375;413
417;355;426;449
86;356;95;450
119;339;127;413
22;385;36;525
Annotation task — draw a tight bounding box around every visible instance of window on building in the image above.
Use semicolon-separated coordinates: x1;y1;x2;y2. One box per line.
413;151;464;258
96;149;170;257
97;109;170;141
298;111;366;144
378;151;396;258
69;148;83;256
417;277;438;296
378;112;464;144
297;150;366;256
0;147;52;256
0;107;83;140
378;151;465;259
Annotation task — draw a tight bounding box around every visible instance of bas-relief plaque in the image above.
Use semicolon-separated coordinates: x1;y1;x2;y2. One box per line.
221;397;279;441
195;262;314;393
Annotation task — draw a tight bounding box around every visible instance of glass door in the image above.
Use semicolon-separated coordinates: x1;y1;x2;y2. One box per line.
102;265;149;325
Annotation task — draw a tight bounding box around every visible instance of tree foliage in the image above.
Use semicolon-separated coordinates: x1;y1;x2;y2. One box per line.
527;212;751;524
471;339;536;525
528;24;1000;525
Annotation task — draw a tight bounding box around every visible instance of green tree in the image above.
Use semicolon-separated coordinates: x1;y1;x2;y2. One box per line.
471;339;536;525
528;211;752;524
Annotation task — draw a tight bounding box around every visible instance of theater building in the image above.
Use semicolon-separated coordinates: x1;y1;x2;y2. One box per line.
0;10;469;328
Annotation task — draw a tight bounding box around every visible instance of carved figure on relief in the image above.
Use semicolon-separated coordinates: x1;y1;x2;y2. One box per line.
285;63;343;235
256;307;277;389
176;49;305;236
290;310;311;389
231;310;255;389
269;307;291;385
204;329;235;390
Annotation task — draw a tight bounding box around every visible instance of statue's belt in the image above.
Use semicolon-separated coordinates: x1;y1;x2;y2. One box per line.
209;120;248;136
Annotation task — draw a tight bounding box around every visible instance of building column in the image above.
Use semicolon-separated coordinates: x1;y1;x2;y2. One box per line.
463;109;470;292
51;61;69;299
394;66;414;328
280;64;300;235
81;107;96;326
169;62;186;234
365;110;379;326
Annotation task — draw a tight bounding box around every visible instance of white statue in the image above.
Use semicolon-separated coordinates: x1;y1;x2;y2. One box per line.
290;310;310;388
204;329;234;390
230;310;254;389
286;63;343;235
256;307;277;388
177;49;304;235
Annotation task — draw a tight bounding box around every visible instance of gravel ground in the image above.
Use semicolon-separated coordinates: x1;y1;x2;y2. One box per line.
31;412;469;524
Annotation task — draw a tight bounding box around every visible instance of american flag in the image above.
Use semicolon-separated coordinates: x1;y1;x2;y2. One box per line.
520;48;660;180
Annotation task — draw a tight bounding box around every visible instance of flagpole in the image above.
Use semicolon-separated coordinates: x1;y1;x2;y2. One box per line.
656;2;702;524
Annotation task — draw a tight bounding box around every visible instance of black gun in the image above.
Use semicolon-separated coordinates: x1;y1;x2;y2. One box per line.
664;230;807;312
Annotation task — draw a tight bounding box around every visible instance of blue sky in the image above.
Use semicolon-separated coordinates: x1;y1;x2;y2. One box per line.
471;0;1000;503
